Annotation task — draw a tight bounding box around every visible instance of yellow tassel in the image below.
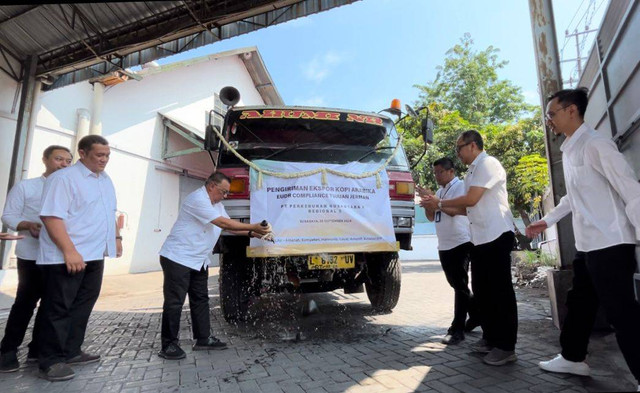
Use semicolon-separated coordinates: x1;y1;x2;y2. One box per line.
257;171;263;189
321;169;327;185
376;173;381;188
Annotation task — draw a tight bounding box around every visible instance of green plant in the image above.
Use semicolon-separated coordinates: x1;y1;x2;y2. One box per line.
523;249;557;267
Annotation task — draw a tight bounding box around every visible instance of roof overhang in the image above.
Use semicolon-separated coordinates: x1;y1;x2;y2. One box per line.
0;1;359;91
122;46;284;106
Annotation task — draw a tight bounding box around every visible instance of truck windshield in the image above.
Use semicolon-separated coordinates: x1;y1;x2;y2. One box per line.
219;109;410;170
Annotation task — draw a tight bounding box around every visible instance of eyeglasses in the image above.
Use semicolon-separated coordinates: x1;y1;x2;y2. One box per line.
215;185;230;196
455;142;472;153
545;105;571;120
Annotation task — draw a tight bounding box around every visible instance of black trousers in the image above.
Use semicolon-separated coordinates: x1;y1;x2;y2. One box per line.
37;260;104;370
0;259;43;355
470;231;518;351
438;242;476;333
560;244;640;383
160;256;211;348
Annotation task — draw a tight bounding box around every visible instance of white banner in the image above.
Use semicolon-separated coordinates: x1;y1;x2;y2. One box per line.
248;160;397;257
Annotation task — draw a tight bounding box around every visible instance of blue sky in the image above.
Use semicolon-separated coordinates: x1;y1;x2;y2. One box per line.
157;0;607;113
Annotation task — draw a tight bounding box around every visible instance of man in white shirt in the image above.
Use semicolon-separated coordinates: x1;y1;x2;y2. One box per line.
36;135;121;382
423;130;517;366
527;88;640;388
419;157;476;345
0;145;72;373
158;172;272;360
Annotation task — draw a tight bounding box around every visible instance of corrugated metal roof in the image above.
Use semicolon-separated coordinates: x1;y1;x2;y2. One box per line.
0;1;359;90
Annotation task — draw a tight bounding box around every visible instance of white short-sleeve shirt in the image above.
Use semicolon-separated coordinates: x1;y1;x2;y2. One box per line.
1;176;45;260
37;161;118;265
464;151;514;245
159;186;229;270
434;177;471;251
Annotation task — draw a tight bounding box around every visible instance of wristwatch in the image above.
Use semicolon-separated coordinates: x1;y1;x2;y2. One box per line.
116;236;123;240
437;200;443;210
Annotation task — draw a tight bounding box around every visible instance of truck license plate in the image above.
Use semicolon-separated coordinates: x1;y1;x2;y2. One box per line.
308;254;355;270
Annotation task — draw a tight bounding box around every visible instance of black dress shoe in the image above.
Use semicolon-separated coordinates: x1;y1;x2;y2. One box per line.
464;318;481;332
158;342;186;360
441;331;464;345
0;351;19;373
192;336;227;351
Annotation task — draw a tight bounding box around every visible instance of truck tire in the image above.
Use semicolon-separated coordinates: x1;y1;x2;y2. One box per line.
365;252;401;312
219;252;251;322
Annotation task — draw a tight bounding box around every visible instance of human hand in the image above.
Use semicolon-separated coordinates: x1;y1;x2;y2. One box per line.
525;220;548;238
0;232;24;240
64;250;86;274
116;238;123;258
254;220;272;236
27;222;42;238
423;195;440;211
416;185;433;198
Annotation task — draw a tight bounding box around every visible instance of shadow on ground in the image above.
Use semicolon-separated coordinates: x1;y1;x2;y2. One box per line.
0;264;636;393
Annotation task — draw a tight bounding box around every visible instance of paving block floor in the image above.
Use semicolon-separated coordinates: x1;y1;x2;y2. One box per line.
0;260;636;392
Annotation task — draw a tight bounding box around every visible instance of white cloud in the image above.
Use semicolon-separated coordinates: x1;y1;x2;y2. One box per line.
302;52;345;83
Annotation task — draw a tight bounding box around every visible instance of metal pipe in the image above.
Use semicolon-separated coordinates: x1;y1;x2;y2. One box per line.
0;55;37;269
73;108;91;162
90;82;104;135
20;80;43;178
528;0;576;268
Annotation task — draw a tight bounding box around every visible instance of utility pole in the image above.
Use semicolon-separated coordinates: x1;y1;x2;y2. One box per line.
528;0;577;329
561;28;598;87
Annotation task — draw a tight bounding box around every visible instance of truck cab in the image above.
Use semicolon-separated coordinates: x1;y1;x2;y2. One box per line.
206;103;416;321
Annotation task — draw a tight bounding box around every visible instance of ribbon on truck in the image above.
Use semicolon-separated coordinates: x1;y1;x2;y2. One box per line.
248;160;397;257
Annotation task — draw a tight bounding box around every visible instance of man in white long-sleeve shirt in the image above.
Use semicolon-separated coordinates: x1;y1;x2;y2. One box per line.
527;88;640;389
0;146;72;373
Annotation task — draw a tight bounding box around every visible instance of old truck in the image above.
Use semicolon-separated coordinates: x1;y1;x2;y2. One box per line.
205;88;430;321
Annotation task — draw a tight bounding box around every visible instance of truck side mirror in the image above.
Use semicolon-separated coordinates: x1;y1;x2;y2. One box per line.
205;124;220;151
422;118;434;144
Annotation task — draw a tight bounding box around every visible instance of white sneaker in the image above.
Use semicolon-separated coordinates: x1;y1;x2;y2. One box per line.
539;354;590;376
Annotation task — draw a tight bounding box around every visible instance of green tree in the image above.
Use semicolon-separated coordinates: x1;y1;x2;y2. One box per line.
513;154;549;218
402;34;548;224
415;33;532;125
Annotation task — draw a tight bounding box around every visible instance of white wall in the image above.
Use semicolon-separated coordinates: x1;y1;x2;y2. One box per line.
1;51;267;278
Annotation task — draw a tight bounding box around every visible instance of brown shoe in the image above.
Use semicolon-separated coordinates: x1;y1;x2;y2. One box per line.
39;362;75;381
66;352;100;365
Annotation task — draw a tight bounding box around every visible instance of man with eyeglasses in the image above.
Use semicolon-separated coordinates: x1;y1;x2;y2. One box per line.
423;130;517;366
157;172;272;360
526;88;640;390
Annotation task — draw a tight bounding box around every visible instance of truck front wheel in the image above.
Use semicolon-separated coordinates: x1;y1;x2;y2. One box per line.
365;252;401;312
219;252;251;322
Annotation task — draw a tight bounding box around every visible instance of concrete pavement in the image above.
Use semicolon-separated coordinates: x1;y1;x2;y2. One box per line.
0;259;636;392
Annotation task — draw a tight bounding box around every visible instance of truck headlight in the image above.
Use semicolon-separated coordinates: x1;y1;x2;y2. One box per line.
396;217;412;227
